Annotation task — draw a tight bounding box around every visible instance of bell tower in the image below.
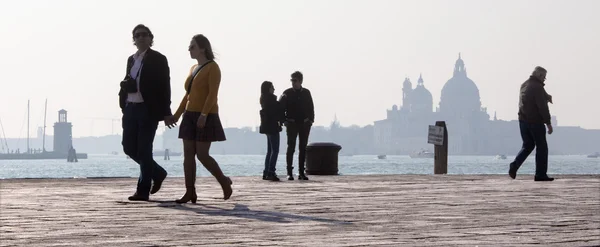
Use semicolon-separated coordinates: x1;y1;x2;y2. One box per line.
53;109;73;154
402;77;412;110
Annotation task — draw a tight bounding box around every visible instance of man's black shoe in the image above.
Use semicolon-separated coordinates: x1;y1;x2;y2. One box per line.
150;172;167;194
266;174;281;181
298;174;309;180
534;176;554;182
128;193;149;201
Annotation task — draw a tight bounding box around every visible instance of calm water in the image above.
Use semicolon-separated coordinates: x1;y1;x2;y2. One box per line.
0;154;598;179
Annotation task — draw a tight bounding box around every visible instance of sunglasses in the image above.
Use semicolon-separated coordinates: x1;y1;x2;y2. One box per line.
291;79;299;82
134;32;149;39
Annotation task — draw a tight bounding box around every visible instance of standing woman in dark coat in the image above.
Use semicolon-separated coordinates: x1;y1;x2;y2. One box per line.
259;81;282;181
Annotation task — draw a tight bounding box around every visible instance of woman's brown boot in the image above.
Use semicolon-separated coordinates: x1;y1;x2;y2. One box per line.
176;160;197;203
219;176;233;200
175;187;197;204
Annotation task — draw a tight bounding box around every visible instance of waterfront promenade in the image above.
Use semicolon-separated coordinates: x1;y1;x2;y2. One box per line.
1;175;599;246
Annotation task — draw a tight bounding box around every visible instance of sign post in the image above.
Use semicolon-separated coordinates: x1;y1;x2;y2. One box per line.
428;121;448;174
427;125;444;146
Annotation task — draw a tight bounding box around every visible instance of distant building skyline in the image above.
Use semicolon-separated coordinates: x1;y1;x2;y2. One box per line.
373;54;571;155
1;0;598;138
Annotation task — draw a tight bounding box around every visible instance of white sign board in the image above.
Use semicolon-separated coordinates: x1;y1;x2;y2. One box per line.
427;125;444;146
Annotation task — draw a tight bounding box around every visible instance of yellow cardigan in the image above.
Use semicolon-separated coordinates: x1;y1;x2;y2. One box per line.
174;62;221;120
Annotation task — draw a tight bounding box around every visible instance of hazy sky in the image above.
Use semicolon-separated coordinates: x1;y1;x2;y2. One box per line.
1;0;598;138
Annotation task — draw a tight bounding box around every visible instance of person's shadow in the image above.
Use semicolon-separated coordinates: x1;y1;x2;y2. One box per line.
147;200;352;225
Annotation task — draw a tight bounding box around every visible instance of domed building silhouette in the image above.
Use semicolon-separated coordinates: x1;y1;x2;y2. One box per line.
411;74;433;114
438;53;489;120
373;54;593;155
378;73;437;154
374;53;493;155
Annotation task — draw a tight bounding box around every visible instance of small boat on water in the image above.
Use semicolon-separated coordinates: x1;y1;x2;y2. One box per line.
495;154;507;160
587;152;599;158
409;150;434;158
377;154;386;159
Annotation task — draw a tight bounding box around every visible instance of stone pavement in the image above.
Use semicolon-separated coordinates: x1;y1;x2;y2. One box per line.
1;175;599;246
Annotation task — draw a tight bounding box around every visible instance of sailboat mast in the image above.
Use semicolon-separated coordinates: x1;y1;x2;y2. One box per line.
43;99;47;152
27;100;30;154
0;117;9;153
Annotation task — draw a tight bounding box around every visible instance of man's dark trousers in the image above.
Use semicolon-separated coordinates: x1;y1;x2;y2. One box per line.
510;121;549;176
122;103;167;196
286;122;311;174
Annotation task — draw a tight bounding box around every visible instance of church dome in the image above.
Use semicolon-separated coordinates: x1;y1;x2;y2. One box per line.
410;74;433;113
439;54;482;114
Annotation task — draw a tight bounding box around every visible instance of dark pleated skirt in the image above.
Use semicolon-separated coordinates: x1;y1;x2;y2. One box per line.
178;111;226;142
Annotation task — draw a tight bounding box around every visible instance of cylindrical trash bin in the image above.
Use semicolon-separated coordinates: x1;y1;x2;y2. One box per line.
305;142;342;175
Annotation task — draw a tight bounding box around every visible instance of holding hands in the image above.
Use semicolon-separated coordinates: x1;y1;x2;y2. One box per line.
164;115;178;129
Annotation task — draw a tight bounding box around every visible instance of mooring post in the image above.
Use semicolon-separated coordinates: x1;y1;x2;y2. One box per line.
434;121;448;174
164;149;170;161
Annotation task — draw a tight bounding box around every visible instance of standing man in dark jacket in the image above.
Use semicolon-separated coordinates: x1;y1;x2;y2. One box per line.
279;71;314;180
119;24;177;201
509;66;554;181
